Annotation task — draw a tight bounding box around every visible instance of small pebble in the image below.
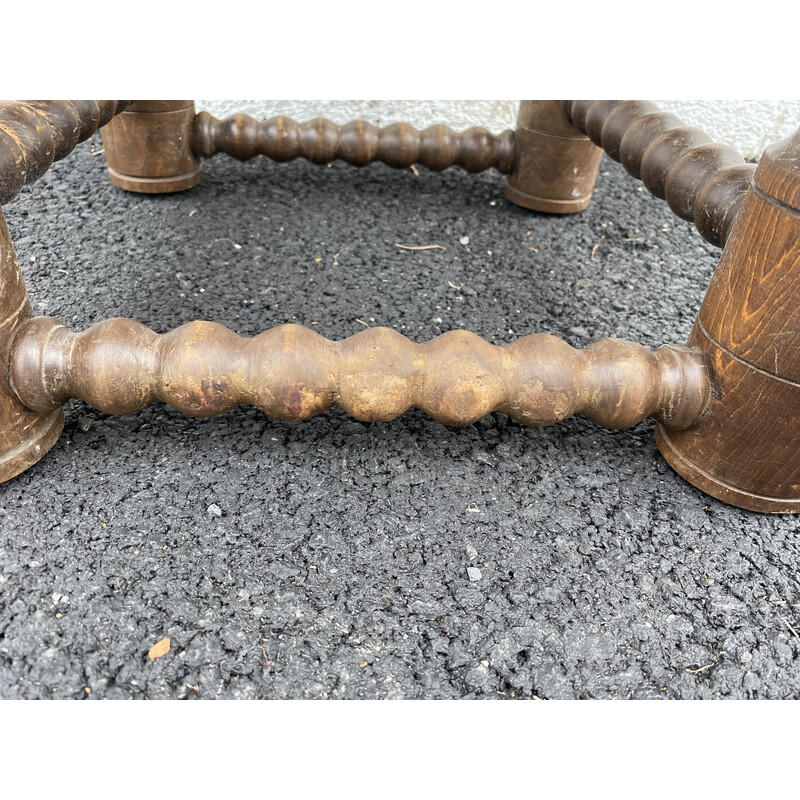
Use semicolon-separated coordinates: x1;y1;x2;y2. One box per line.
207;504;222;518
78;416;93;432
467;567;482;582
459;236;470;245
148;637;171;660
465;543;478;561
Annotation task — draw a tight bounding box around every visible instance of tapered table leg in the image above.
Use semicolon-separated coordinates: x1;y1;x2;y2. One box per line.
656;126;800;512
505;101;603;213
100;101;201;193
0;210;63;483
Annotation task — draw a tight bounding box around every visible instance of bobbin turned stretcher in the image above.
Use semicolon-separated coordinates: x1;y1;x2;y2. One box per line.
1;100;799;512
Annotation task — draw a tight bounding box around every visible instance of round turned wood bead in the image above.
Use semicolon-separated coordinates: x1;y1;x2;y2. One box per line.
101;100;202;193
640;126;712;200
664;143;744;221
191;112;516;174
618;112;683;180
693;163;756;246
505;101;603;214
562;101;592;135
0;101;128;205
593;101;660;161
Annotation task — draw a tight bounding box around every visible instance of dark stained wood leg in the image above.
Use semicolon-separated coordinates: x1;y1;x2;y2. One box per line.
656;126;800;512
12;97;800;513
0;209;63;483
100;101;202;193
505;101;603;214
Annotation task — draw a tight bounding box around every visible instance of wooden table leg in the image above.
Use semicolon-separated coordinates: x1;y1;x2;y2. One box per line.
100;101;202;193
656;126;800;512
0;209;63;483
504;101;603;213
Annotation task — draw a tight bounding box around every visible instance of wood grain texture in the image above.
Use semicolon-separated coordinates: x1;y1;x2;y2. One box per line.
656;125;800;511
560;100;756;246
101;101;201;193
9;317;710;433
192;111;516;174
504;101;603;213
0;209;63;483
656;329;800;511
0;101;129;205
698;190;800;382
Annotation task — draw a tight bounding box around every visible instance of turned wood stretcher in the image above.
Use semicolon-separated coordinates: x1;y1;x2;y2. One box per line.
1;100;798;512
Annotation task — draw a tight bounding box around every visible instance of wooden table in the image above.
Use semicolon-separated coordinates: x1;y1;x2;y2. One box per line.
1;100;798;512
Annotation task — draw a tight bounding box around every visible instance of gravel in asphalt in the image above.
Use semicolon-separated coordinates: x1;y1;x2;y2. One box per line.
0;130;798;699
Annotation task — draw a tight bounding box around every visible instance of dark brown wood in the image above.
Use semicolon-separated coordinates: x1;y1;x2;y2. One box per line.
192;111;516;174
561;100;756;247
656;126;800;512
0;101;129;205
100;101;202;193
6;97;800;514
0;209;63;483
9;316;710;432
504;101;603;214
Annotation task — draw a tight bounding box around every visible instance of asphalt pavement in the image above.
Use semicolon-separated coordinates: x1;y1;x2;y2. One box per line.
0;129;798;699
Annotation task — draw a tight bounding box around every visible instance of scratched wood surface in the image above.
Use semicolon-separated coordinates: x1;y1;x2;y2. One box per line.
561;100;756;247
0;209;63;483
0;101;128;205
657;126;800;512
504;100;603;214
9;317;710;432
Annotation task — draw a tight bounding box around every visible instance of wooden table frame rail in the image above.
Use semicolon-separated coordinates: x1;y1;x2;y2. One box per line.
1;100;799;513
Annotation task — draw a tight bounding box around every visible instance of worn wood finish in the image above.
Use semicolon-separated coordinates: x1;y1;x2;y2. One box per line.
560;101;756;247
192;111;517;174
6;98;800;513
100;101;202;193
0;209;63;483
0;101;128;205
9;317;710;433
93;100;755;245
656;126;800;512
504;101;604;214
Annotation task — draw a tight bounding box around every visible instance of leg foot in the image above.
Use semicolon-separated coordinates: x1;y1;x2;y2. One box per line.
505;101;603;213
656;127;800;511
0;409;64;485
100;101;201;194
0;209;63;484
